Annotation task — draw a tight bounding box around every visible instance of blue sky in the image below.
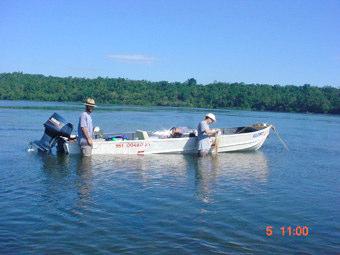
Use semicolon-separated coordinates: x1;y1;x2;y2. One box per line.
1;0;339;86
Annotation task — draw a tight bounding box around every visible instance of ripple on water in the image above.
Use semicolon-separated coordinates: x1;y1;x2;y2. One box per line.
1;105;339;254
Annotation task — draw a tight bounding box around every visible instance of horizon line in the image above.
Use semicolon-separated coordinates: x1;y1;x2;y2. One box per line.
1;71;339;88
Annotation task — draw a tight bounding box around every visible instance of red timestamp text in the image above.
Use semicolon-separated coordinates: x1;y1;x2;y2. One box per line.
266;226;309;237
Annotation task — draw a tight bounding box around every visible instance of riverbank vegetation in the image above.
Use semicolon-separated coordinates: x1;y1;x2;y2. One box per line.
0;72;339;114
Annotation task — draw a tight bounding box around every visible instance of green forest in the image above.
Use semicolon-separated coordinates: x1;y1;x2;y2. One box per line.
0;72;339;114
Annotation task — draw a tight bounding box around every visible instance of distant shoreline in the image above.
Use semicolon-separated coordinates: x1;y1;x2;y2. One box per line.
1;72;339;115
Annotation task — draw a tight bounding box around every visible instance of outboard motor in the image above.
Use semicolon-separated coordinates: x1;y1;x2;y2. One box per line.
31;113;73;153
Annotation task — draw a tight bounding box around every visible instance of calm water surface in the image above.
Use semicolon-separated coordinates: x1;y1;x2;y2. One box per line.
0;100;339;254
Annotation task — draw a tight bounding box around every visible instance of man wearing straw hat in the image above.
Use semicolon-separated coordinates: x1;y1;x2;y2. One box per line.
78;98;96;156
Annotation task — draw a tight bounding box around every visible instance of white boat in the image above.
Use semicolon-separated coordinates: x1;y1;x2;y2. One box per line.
65;123;272;155
30;113;272;155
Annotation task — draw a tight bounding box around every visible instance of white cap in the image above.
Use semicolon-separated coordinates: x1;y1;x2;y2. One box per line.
205;113;216;122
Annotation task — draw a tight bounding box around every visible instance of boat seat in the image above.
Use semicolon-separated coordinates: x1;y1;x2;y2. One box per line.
135;130;149;140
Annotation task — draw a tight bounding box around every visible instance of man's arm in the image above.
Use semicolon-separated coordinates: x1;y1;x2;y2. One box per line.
205;128;217;136
81;127;93;146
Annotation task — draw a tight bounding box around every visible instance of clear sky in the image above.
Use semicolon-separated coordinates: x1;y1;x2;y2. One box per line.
1;0;339;86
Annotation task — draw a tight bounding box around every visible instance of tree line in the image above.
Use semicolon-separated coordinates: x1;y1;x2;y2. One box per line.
0;72;339;114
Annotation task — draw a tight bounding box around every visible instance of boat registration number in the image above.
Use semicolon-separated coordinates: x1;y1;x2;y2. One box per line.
115;142;151;149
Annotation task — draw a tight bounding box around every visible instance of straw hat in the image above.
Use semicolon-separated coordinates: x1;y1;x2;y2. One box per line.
205;113;216;122
84;98;96;107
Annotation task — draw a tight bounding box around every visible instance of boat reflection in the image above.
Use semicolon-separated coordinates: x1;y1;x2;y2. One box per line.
201;152;269;181
90;152;268;202
90;151;268;182
40;151;268;205
192;152;269;202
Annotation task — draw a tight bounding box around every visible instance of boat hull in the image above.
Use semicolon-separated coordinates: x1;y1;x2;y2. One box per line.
66;126;271;155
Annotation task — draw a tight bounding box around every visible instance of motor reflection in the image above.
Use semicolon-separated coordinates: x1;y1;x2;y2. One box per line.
40;154;93;209
40;153;71;178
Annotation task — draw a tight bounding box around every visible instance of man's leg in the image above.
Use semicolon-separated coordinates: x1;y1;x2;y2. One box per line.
81;145;92;157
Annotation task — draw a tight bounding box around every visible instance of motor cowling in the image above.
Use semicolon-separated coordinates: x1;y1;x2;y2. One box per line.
32;113;73;152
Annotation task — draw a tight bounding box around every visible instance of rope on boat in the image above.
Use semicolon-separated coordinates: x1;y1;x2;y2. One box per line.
271;125;289;151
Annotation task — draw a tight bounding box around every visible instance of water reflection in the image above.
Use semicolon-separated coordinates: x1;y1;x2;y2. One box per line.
89;152;268;202
207;152;269;181
192;152;269;202
75;156;93;208
193;156;219;203
40;152;268;206
90;154;191;182
40;153;71;178
40;154;93;209
89;152;268;180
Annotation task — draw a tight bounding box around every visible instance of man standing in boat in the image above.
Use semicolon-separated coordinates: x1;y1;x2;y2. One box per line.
78;98;96;156
197;113;218;157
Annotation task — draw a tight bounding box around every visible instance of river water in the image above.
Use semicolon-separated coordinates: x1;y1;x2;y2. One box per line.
0;100;339;254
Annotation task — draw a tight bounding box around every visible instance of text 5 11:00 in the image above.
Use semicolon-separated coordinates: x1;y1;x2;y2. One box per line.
266;226;309;237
